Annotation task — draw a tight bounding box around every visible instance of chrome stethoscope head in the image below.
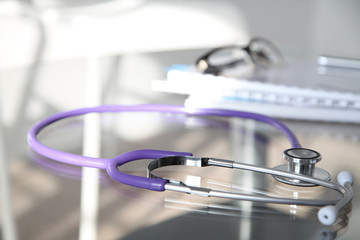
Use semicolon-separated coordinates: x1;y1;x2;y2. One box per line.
273;148;331;187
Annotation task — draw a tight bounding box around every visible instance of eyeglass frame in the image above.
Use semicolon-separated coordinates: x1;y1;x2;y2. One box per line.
195;37;283;75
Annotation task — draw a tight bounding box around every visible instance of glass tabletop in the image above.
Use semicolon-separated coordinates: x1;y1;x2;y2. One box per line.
0;53;359;240
1;98;359;240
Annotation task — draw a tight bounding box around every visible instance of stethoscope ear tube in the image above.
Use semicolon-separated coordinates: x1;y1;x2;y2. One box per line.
318;206;339;226
337;171;354;187
318;171;354;226
149;155;354;226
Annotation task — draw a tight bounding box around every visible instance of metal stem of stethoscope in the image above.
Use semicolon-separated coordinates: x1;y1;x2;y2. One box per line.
149;155;354;226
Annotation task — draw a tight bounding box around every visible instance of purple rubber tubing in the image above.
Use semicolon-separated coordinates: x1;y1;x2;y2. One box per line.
27;104;301;191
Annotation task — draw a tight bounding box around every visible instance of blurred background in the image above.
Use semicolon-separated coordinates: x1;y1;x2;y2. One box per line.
1;0;360;239
1;0;360;113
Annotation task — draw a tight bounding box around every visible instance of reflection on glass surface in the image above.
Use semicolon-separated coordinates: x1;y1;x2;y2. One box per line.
79;67;102;240
0;112;18;240
25;112;354;239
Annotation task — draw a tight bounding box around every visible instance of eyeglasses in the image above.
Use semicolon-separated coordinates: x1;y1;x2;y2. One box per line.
195;37;283;75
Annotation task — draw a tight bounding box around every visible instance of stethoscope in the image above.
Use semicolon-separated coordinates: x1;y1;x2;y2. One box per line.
27;104;354;226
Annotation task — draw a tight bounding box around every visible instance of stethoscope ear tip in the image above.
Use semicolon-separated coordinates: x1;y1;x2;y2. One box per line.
337;171;354;187
318;205;338;226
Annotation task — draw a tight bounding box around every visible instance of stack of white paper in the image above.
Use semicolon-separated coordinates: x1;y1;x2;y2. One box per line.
153;62;360;123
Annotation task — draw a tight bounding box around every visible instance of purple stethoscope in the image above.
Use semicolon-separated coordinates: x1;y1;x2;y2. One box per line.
27;104;353;226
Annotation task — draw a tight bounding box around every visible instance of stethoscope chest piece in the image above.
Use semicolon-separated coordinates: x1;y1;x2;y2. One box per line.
273;148;331;186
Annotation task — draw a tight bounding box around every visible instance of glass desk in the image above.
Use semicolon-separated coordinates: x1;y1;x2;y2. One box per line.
1;104;359;240
0;55;359;240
